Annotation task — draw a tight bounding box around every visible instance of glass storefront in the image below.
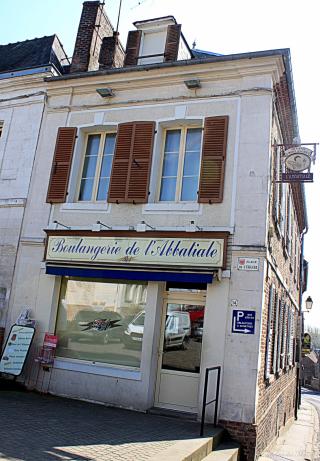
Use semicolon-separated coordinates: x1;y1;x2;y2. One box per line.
55;278;147;368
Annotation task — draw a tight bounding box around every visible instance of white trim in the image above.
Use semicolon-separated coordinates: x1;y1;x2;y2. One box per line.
0;198;26;208
60;202;111;213
143;202;202;214
54;357;142;380
230;98;241;228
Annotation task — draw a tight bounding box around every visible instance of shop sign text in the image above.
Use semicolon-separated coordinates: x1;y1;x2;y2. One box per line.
46;236;225;268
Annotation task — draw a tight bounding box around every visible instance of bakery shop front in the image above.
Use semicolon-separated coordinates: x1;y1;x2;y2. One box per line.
44;230;228;415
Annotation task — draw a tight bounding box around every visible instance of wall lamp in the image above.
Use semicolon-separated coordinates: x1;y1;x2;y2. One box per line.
184;78;201;89
96;88;115;98
305;296;313;312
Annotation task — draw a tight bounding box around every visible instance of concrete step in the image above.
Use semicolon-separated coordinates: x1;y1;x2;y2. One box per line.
203;443;240;461
148;436;213;461
148;427;225;461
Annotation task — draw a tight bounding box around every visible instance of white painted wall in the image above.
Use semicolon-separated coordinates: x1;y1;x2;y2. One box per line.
7;58;281;421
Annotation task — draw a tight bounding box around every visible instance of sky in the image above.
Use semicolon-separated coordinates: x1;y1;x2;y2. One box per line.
1;0;319;326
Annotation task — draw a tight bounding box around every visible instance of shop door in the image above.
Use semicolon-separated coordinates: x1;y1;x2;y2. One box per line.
155;293;205;413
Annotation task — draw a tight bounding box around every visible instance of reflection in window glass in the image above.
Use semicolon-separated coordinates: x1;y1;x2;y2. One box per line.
161;303;204;373
55;278;147;368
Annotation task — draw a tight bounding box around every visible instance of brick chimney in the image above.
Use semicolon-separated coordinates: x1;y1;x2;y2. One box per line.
99;31;124;70
70;1;115;73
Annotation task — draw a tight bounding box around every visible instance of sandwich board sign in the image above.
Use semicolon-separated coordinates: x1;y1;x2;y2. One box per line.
0;325;35;376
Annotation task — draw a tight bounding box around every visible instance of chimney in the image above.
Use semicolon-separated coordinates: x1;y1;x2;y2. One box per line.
99;31;125;70
70;1;114;73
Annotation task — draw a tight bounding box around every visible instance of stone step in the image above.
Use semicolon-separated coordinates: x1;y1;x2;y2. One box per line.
148;437;213;461
203;444;240;461
148;427;225;461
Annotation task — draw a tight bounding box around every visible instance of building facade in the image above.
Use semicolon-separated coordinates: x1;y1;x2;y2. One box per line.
2;3;308;460
0;34;68;346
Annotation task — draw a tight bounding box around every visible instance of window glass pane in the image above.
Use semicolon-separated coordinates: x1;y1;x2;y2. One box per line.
185;128;202;151
181;176;198;201
183;151;200;176
161;303;205;373
79;178;94;201
104;134;116;156
55;279;147;368
160;177;177;201
162;153;179;176
164;130;181;153
86;134;100;156
159;130;181;202
82;155;98;178
100;153;114;178
78;134;101;201
180;128;201;201
96;134;116;201
96;178;110;201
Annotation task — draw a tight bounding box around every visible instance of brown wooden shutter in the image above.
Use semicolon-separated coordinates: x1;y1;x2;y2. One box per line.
124;30;142;66
108;122;155;204
198;116;228;203
46;127;77;203
164;24;181;62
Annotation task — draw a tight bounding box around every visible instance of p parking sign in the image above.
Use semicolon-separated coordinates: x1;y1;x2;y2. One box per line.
232;310;255;334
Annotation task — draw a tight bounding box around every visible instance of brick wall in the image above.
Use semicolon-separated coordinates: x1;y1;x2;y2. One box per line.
254;117;300;458
70;1;114;73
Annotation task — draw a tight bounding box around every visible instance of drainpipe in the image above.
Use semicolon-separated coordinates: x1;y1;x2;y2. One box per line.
295;226;307;418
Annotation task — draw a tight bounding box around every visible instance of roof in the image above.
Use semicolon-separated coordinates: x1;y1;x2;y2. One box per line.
0;35;68;74
192;49;224;59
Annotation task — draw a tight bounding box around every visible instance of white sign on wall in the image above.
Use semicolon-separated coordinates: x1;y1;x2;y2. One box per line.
237;257;260;271
46;236;225;268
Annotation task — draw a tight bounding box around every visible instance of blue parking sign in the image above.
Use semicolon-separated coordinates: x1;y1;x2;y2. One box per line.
232;310;255;334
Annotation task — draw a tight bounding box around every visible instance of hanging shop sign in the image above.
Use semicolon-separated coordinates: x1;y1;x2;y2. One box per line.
276;144;317;183
0;325;35;376
302;332;311;354
46;236;225;268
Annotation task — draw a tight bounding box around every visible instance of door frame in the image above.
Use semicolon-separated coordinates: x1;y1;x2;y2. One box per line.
154;290;206;412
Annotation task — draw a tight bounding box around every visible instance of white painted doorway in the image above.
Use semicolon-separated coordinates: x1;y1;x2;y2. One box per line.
154;291;206;413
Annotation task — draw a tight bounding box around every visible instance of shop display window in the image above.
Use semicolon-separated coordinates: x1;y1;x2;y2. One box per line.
55;278;147;368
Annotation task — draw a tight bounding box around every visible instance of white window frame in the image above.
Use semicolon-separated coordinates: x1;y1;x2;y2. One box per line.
76;131;116;203
157;126;203;203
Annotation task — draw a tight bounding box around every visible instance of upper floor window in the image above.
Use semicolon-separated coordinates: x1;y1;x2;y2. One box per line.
159;127;202;202
78;133;116;202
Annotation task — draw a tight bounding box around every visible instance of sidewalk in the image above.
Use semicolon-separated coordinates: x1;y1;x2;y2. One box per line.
259;402;319;461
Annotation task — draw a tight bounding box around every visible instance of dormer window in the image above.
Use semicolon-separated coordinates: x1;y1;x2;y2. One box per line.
124;16;192;67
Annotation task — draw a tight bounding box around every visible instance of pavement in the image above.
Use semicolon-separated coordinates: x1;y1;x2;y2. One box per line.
0;388;206;461
259;389;320;461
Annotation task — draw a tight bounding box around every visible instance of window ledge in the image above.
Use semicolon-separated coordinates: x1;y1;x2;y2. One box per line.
60;202;111;213
143;202;202;214
54;357;142;380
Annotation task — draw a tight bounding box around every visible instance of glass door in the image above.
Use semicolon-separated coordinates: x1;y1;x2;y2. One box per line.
155;294;205;413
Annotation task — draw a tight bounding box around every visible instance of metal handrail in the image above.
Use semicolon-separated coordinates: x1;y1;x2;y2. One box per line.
200;365;221;436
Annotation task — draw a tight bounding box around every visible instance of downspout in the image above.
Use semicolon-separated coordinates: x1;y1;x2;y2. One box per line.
295;225;307;418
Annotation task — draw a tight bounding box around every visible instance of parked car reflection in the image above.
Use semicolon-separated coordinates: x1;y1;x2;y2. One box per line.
123;310;191;350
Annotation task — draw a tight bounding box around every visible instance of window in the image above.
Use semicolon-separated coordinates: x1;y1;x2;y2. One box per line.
159;127;202;202
55;278;147;368
78;133;116;202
